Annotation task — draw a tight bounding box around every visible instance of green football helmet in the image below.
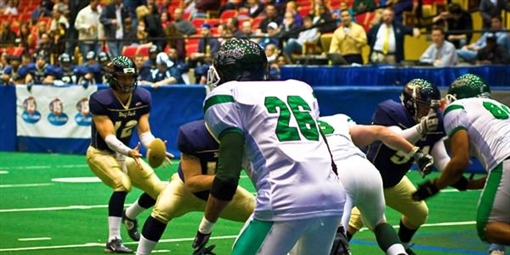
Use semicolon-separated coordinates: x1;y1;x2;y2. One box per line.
207;38;268;88
446;74;491;104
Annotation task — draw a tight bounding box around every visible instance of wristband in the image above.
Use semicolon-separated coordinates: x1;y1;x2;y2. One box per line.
198;217;215;234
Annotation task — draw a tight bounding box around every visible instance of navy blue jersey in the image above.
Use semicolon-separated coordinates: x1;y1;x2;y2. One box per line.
27;63;59;84
89;87;151;152
366;100;446;188
55;66;80;84
176;120;219;201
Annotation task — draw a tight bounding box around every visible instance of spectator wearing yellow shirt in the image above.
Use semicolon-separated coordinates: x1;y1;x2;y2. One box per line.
329;9;367;64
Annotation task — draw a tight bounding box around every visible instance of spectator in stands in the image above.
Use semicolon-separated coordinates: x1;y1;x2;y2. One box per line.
164;23;186;61
140;52;184;87
190;23;220;61
75;0;102;63
216;24;232;44
283;1;303;27
160;11;171;29
172;7;197;36
53;0;68;16
32;21;49;49
66;0;88;56
475;33;510;65
194;0;221;19
268;53;289;80
34;32;52;57
100;0;131;58
143;44;159;74
259;4;282;34
168;48;189;79
49;24;67;57
136;20;150;44
239;0;265;19
312;3;337;34
368;8;420;65
144;3;167;50
353;0;375;13
0;21;16;45
328;8;367;65
25;53;59;85
193;52;212;84
283;15;321;62
159;0;171;14
418;26;458;67
31;0;53;22
133;54;150;81
281;10;300;40
219;0;242;14
0;52;7;74
50;5;69;31
265;43;280;64
3;0;17;15
259;22;280;49
17;22;36;52
457;15;509;63
433;3;473;49
479;0;510;29
226;17;244;38
1;55;28;85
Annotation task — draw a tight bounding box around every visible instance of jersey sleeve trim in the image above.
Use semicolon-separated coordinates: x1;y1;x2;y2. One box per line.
219;127;243;140
444;104;464;117
448;126;467;138
204;95;235;113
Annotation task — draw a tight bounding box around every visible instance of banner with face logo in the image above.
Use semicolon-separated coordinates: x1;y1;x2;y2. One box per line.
16;85;98;139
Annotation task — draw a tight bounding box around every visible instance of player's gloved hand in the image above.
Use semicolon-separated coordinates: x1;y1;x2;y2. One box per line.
413;150;434;177
450;175;469;191
192;231;216;255
412;180;440;201
417;110;438;135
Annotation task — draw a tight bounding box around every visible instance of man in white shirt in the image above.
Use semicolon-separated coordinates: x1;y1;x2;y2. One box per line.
74;0;102;63
419;26;458;67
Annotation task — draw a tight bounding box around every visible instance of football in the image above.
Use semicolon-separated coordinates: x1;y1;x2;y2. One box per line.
147;138;166;168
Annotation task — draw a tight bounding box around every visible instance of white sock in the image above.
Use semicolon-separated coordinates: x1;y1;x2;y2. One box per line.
386;243;407;255
108;216;122;242
125;200;145;220
136;235;158;255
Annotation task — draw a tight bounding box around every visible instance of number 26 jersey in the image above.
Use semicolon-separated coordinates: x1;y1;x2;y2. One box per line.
203;79;345;222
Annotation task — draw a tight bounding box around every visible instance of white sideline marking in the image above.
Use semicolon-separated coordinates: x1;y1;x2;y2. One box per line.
0;204;107;213
18;237;52;241
0;170;8;174
358;220;476;232
52;177;102;183
0;164;89;170
0;183;53;188
0;236;238;252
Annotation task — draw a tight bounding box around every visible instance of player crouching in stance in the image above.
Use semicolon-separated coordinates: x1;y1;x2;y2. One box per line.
412;74;510;247
192;38;347;255
86;56;172;253
135;120;255;255
319;114;434;255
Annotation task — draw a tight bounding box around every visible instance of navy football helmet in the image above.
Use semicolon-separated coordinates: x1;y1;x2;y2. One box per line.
207;38;268;88
400;78;441;122
105;56;138;94
58;53;73;68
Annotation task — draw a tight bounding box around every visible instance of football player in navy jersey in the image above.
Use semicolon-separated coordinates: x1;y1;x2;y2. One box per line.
347;79;468;255
77;51;103;86
25;53;59;85
135;120;255;255
86;56;172;253
54;53;79;85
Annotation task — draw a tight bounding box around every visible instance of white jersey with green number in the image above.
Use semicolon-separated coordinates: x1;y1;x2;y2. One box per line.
318;114;366;161
443;98;510;172
203;79;345;222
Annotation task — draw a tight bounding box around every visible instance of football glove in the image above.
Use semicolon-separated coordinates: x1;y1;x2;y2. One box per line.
413;151;434;178
192;231;216;255
412;180;440;201
330;226;352;255
417;111;439;135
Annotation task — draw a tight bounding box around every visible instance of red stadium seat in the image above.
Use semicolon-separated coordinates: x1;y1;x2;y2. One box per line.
191;18;206;28
122;46;138;58
138;45;150;57
219;9;237;22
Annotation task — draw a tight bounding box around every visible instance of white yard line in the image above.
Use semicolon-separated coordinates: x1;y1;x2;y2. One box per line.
0;183;53;188
18;237;52;241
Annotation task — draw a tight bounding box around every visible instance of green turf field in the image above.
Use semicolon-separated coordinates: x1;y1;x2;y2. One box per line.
0;152;497;254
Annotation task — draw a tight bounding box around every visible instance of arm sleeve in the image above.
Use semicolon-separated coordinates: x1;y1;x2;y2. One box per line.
419;45;434;63
443;103;468;138
431;139;450;171
210;131;244;201
203;86;243;140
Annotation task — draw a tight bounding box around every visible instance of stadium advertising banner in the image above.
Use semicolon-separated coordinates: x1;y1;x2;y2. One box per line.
16;85;97;139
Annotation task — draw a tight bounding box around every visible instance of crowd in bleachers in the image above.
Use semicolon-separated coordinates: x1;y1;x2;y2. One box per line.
0;0;509;86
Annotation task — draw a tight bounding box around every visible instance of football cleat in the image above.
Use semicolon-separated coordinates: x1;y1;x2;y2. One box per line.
104;238;133;253
122;210;140;241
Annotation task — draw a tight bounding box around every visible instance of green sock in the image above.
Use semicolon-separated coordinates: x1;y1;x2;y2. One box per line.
374;223;402;252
